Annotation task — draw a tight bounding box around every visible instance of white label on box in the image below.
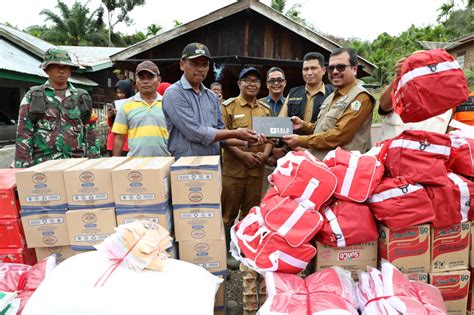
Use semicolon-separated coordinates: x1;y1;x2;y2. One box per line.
123;218;159;224
119;193;155;201
72;193;108;201
197;261;220;269
177;174;212;181
180;212;214;219
26;194;61;202
29;217;64;226
74;234;109;242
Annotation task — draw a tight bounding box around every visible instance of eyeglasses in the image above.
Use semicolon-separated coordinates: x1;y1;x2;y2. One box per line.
241;79;261;85
327;64;353;73
267;78;286;85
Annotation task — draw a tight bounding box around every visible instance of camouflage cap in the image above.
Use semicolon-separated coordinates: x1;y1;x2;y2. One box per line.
40;48;79;70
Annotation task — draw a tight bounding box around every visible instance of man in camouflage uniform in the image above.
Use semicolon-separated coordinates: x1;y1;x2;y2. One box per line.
14;48;101;168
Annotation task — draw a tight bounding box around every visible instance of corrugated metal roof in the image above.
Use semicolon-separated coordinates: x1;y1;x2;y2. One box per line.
59;46;123;69
0;38;97;86
418;41;458;50
0;24;54;58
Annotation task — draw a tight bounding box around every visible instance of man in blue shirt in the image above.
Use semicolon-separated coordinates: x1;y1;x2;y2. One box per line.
259;67;287;116
163;42;258;158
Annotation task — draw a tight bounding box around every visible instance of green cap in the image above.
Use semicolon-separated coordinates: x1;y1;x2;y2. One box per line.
40;48;79;70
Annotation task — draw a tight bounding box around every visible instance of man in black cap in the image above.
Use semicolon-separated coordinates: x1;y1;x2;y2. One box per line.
221;67;273;268
162;42;259;159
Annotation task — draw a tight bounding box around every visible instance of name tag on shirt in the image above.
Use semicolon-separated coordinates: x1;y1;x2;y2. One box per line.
234;114;245;119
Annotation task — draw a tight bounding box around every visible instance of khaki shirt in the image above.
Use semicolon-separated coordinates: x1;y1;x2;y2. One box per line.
278;83;327;121
221;96;271;178
299;81;374;151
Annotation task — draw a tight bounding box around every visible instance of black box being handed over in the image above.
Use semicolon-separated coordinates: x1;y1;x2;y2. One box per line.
252;117;293;138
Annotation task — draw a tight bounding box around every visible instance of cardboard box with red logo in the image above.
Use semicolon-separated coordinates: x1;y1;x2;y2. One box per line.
170;156;221;207
63;157;129;209
378;224;431;273
430;269;470;315
35;246;76;264
16;159;87;211
431;222;470;272
66;208;116;248
21;209;69;248
111;157;174;210
0;219;25;248
467;268;474;313
470;223;474;268
173;205;222;242
0;247;37;265
0;169;20;219
405;272;429;283
315;241;377;280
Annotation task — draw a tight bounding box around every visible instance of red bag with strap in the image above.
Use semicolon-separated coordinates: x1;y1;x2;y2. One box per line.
316;200;379;247
323;148;384;203
449;127;474;177
426;173;474;227
261;195;323;247
268;151;337;210
383;130;451;186
392;49;469;123
367;177;435;230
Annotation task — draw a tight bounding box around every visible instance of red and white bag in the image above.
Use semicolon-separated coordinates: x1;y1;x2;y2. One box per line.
316;200;379;247
367;177;435;230
426;173;474;227
449;121;474;177
261;195;323;247
230;206;316;274
323;148;384;203
383;130;451;186
392;48;469;123
268;151;337;210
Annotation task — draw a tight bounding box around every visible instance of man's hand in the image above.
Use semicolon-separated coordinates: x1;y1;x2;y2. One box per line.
282;134;299;147
107;105;117;118
241;151;263;168
271;147;287;159
236;128;258;143
255;151;269;164
394;57;407;77
290;116;304;130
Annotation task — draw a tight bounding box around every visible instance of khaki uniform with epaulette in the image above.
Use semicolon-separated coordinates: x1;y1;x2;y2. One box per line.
221;96;271;227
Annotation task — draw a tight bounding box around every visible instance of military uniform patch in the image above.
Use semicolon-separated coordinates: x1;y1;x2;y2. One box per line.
350;100;362;111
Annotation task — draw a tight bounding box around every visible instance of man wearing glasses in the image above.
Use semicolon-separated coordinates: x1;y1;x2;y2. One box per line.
278;52;334;124
221;67;273;268
162;43;258;159
260;67;287;116
283;48;375;160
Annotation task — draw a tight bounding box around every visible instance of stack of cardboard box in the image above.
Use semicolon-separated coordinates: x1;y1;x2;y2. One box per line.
62;157;129;252
16;159;86;263
111;157;176;256
0;169;36;265
170;156;226;314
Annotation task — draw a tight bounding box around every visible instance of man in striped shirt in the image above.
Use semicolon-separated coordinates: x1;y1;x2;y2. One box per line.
112;61;170;157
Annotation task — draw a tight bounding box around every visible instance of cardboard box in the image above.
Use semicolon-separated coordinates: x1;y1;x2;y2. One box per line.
35;246;76;264
115;208;173;232
430;270;470;315
0;169;20;219
16;159;86;211
21;209;69;247
405;272;429;283
468;268;474;313
214;273;226;309
0;219;25;248
63;157;129;209
178;228;226;273
170;156;221;207
470;223;474;268
112;157;174;210
431;222;470;272
315;241;377;280
378;224;430;273
66;208;116;247
0;247;37;265
173;205;223;241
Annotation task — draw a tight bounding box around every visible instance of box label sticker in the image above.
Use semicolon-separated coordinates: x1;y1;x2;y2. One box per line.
120;194;156;201
72;193;108;201
180;212;214;219
74;234;109;242
29;217;64;226
26;194;60;202
177;174;212;181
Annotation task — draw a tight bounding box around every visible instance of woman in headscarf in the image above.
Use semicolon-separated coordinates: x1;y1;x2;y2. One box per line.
106;79;135;156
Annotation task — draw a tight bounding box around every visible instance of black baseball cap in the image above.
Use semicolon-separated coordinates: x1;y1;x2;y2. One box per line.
181;42;212;60
239;67;263;80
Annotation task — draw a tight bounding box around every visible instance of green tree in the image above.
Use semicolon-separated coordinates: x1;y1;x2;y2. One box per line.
146;23;162;37
101;0;146;46
173;20;183;27
270;0;309;27
437;0;455;23
40;0;106;46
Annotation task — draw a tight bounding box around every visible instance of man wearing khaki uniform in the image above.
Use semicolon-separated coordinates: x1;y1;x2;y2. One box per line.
283;48;375;160
221;67;273;268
